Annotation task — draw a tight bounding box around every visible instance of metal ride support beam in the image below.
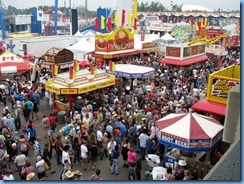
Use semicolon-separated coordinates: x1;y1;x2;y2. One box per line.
0;0;6;40
54;0;58;35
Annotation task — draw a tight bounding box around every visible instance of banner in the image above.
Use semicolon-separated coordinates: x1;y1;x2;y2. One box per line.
121;9;126;27
69;68;76;79
95;18;99;32
73;60;79;71
107;17;112;32
114;11;119;26
109;61;116;71
127;12;133;28
166;47;181;58
52;64;59;75
101;15;105;29
90;65;98;75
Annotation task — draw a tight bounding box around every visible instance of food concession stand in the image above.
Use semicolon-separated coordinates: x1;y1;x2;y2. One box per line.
45;68;115;113
41;47;74;73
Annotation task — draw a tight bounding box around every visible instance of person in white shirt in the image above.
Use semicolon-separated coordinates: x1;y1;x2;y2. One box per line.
80;141;88;171
107;138;117;166
96;127;103;153
62;145;71;165
3;170;14;180
35;155;45;180
138;129;149;160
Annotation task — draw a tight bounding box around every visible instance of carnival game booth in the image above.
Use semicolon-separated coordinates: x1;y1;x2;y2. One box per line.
192;64;240;117
91;28;139;67
45;67;115;113
41;47;74;73
160;43;208;66
155;112;224;170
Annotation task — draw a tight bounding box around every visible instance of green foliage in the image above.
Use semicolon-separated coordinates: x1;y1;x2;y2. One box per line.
138;1;182;12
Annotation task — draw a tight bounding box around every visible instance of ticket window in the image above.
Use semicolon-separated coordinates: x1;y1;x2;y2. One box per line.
56;94;68;104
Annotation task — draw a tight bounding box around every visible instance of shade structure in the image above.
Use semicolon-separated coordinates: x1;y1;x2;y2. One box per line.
160;33;175;41
0;51;32;74
192;99;226;116
105;64;155;79
79;60;91;68
22;54;36;59
160;55;208;66
155;113;224;152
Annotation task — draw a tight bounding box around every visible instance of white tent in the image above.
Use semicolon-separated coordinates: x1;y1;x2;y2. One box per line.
160;33;175;41
222;24;238;36
66;37;95;60
74;29;96;37
143;33;160;43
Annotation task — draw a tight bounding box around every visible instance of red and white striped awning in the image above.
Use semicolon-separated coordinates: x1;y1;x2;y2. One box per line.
0;51;32;74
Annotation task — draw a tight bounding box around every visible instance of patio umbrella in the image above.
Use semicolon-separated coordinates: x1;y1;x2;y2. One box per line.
155;112;224;152
22;54;36;59
79;60;91;68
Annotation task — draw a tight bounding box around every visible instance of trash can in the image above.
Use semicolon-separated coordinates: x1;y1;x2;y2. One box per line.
58;110;66;124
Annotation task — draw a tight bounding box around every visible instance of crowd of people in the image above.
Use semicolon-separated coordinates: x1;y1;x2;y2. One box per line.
0;47;239;180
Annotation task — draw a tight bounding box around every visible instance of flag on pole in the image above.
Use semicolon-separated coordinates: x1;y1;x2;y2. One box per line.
222;38;226;47
227;39;235;48
107;17;112;32
69;68;76;79
101;15;105;29
114;11;119;26
121;9;126;27
133;17;137;31
95;17;99;32
127;12;133;28
109;61;116;71
90;65;98;75
52;64;59;75
73;60;79;71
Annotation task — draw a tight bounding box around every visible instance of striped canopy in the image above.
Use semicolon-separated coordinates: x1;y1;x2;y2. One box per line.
0;51;32;74
155;113;224;152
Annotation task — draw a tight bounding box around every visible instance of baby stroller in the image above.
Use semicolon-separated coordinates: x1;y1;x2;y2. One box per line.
146;154;161;170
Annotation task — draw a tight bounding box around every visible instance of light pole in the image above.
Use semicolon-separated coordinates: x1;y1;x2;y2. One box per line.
170;0;173;23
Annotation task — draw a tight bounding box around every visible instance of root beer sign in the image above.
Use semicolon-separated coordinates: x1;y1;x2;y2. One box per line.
95;28;134;52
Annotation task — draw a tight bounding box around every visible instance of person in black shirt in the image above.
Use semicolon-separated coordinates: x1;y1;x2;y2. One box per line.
89;141;98;171
43;143;56;174
135;150;142;180
128;162;136;180
22;104;31;123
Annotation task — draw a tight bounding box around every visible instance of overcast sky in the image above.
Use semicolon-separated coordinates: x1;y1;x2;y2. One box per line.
2;0;240;11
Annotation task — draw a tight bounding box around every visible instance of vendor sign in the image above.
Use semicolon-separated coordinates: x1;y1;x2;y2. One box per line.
189;139;211;148
95;28;134;52
183;44;205;57
207;65;240;104
166;47;181;58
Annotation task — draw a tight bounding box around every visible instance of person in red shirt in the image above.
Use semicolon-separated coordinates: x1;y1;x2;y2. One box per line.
48;114;57;132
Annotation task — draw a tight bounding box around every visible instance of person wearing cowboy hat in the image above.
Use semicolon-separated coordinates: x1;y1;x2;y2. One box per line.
175;159;188;180
73;170;83;180
26;172;35;180
65;170;74;180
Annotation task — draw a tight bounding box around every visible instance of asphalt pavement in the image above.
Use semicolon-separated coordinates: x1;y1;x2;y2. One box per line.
8;98;150;181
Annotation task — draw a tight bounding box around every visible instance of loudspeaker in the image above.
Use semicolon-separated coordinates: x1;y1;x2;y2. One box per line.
71;9;78;35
